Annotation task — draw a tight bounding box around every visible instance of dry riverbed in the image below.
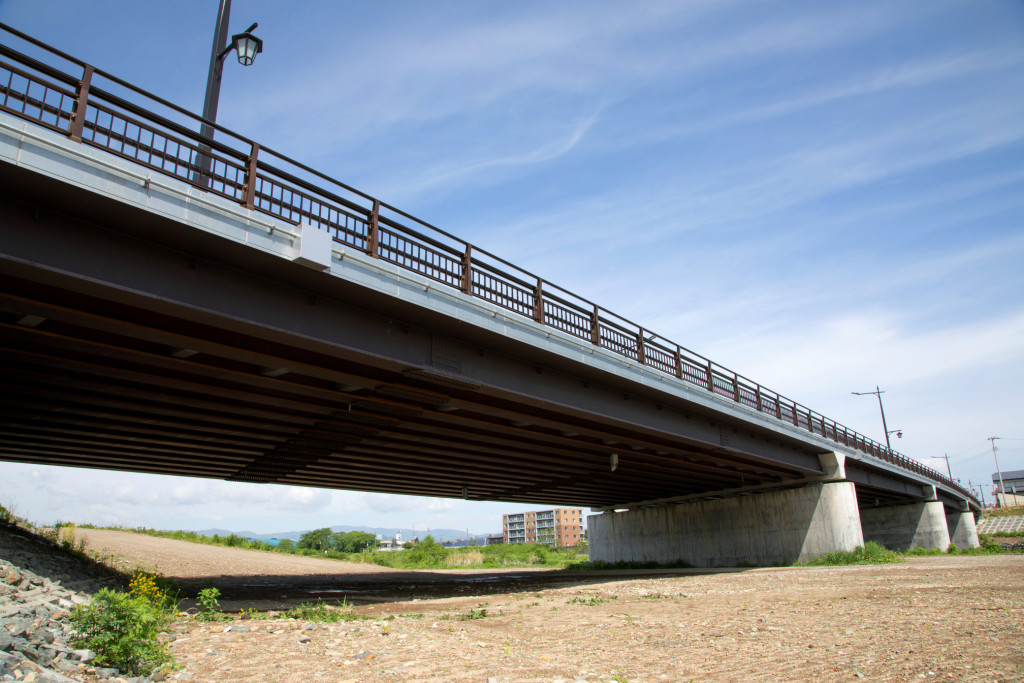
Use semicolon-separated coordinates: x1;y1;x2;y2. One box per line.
74;529;1024;682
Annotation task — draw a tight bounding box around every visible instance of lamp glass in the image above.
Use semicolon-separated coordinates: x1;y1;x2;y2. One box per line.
234;34;261;66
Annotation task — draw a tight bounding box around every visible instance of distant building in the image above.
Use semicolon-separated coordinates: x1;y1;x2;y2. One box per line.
993;470;1024;507
503;508;585;547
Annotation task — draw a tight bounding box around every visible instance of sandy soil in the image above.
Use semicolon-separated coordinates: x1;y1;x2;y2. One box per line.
78;529;1024;682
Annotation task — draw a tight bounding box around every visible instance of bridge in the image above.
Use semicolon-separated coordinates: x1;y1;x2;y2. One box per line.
0;25;979;566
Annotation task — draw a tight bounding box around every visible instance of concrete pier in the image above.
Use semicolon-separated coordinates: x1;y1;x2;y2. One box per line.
588;481;864;567
945;508;981;549
860;493;951;552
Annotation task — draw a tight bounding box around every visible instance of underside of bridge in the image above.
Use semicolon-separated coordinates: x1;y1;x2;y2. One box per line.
0;107;975;532
0;150;876;514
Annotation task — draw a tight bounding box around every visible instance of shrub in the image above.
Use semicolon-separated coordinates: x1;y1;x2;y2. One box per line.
70;588;175;676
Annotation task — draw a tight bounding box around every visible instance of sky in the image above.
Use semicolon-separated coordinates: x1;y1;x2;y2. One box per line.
0;0;1022;534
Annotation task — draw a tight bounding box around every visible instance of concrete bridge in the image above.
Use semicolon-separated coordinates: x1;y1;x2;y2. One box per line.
0;24;979;566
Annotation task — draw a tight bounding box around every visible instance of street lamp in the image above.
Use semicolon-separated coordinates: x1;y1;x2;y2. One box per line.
852;385;894;454
195;0;262;183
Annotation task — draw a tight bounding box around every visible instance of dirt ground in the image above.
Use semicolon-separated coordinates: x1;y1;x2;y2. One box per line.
78;529;1023;683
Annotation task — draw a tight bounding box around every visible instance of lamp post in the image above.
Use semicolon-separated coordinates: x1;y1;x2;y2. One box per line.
194;0;262;184
852;385;895;454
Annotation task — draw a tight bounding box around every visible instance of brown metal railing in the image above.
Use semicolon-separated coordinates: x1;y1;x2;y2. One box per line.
0;23;978;506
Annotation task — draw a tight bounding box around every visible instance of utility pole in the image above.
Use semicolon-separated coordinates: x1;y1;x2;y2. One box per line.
988;437;1005;508
943;453;952;479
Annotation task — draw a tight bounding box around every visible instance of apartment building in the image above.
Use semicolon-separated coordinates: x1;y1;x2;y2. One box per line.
502;508;585;547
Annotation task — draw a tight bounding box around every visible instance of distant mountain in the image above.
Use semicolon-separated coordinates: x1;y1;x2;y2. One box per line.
190;525;500;543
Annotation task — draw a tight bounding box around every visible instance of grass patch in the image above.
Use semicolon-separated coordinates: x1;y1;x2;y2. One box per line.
798;541;902;566
983;504;1024;519
283;599;370;623
567;595;615;606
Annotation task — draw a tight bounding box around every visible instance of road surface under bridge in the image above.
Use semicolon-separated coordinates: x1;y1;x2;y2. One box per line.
0;26;979;566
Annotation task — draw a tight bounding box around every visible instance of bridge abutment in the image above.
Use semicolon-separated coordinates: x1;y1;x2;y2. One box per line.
859;487;951;551
588;480;864;567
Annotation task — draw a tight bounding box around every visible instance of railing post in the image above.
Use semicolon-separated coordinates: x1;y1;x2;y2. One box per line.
636;329;646;364
532;279;544;323
367;200;380;258
673;346;683;379
460;245;472;294
792;402;799;427
590;305;600;346
755;384;762;413
68;64;93;142
241;142;259;209
774;395;781;419
732;374;740;403
706;360;715;393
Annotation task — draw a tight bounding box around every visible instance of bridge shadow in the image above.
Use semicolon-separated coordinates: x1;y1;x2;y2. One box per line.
173;566;755;610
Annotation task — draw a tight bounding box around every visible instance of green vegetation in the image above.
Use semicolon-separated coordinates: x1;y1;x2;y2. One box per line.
69;572;179;676
296;527;379;553
195;587;227;621
283;600;370;623
797;542;902;566
983;504;1024;519
567;595;615;606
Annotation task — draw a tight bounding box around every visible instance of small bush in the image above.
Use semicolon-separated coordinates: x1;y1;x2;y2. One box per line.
70;588;175;676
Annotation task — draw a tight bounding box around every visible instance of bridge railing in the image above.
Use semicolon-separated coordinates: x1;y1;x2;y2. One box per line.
0;24;977;505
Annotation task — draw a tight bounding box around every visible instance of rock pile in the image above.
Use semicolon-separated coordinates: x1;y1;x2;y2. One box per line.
0;522;133;682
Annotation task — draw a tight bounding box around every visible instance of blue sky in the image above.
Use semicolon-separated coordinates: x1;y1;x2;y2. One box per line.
0;0;1022;533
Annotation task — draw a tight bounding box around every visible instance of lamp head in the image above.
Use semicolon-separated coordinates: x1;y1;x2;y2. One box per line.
231;23;262;66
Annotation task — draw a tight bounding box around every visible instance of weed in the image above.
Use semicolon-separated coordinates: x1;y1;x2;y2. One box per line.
129;571;178;613
567;595;607;606
462;608;488;620
284;600;369;623
69;588;176;676
195;587;227;622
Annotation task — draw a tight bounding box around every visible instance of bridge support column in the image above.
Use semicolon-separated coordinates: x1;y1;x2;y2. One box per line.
945;504;980;549
859;486;950;552
588;480;863;568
